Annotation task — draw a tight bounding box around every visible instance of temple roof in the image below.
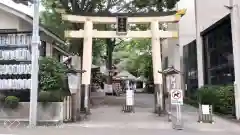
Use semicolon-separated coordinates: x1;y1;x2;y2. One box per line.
136;76;147;82
159;66;181;75
114;70;137;80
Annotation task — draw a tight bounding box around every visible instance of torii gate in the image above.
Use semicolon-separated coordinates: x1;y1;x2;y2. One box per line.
62;10;186;113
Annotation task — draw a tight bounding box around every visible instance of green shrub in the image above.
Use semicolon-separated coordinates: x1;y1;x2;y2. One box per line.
184;97;198;108
214;85;234;114
39;57;68;93
195;84;235;115
4;96;20;109
50;91;64;102
197;85;219;104
38;91;64;103
38;91;52;103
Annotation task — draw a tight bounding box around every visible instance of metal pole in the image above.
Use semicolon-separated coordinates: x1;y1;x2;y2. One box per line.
229;0;240;120
194;0;204;88
29;0;40;127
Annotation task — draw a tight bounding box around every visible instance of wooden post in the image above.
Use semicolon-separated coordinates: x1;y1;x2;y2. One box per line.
81;20;93;113
71;55;82;120
151;20;163;114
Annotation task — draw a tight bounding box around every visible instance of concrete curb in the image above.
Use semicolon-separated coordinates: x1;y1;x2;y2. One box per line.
0;119;63;127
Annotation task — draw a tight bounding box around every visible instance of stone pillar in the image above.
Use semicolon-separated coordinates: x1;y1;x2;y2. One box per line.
81;20;93;114
151;20;163;113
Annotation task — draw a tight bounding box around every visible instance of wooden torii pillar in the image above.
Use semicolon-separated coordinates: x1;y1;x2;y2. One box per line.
62;10;186;114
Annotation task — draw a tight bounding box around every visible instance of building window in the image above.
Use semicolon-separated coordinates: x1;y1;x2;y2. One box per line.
202;15;233;85
163;57;168;69
40;41;46;56
52;48;61;62
183;40;198;95
0;29;17;33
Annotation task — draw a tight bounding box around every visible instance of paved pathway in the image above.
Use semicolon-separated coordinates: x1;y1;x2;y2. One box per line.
173;104;240;133
0;93;240;135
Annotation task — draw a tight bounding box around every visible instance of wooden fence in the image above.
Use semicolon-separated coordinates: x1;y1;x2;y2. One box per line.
63;96;72;122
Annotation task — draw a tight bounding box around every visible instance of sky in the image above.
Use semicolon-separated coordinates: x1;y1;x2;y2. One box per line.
0;0;44;16
178;0;193;9
0;0;193;17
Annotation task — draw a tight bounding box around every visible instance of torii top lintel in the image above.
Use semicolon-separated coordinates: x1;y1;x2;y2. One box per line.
62;9;186;24
72;10;177;17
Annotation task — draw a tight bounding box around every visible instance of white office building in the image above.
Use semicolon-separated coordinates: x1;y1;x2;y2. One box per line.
162;0;240;93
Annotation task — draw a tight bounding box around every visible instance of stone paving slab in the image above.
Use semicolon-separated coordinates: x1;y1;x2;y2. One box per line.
1;127;239;135
62;105;240;134
170;104;240;133
0;94;240;135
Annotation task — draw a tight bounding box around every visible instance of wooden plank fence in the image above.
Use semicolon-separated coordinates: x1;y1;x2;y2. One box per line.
63;96;72;122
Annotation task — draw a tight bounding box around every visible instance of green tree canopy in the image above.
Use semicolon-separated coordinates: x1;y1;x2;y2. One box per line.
40;0;180;53
113;39;153;80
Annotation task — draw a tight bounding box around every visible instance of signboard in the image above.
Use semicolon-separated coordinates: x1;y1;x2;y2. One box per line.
201;105;210;114
104;84;113;93
126;90;133;98
170;76;176;89
170;89;183;105
126;90;134;105
68;74;79;94
116;16;128;35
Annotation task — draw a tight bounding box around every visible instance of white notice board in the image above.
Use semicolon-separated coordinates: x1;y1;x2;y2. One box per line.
126;90;134;105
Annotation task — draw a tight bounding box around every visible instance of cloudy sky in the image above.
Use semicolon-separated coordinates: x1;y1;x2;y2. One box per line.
0;0;44;16
0;0;193;16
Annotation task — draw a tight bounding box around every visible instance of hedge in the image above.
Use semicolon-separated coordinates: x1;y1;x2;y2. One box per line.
185;84;235;115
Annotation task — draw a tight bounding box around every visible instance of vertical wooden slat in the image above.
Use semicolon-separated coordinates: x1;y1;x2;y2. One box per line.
63;96;74;122
63;97;67;121
67;96;70;120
